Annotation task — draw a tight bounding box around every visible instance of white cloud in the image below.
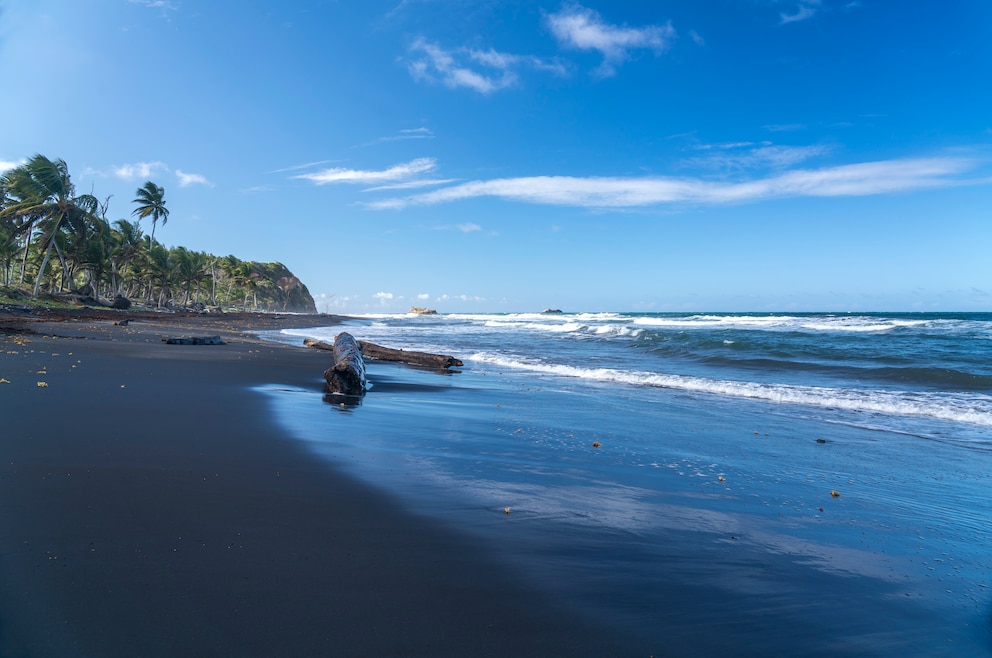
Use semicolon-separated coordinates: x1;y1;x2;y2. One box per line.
368;157;978;210
694;141;758;151
374;291;394;300
780;0;822;24
129;0;178;10
398;127;434;138
406;38;565;94
0;159;24;173
408;39;517;94
765;123;807;132
176;170;211;187
547;5;676;76
272;160;339;174
240;185;276;194
363;178;457;192
294;157;437;185
435;293;485;304
114;161;168;180
687;143;832;171
360;128;436;147
417;293;430;300
432;222;483;232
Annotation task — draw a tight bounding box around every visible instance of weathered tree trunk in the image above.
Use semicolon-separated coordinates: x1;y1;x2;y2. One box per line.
304;338;463;370
358;340;463;369
19;218;35;285
33;238;56;298
322;332;367;396
162;336;225;345
54;241;74;292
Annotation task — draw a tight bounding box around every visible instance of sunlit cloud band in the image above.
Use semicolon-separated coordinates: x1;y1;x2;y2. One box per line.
295;157;437;185
367;157;977;210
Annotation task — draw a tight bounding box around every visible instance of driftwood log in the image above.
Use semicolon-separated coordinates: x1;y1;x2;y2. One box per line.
322;332;367;396
163;336;224;345
359;340;463;368
304;337;463;369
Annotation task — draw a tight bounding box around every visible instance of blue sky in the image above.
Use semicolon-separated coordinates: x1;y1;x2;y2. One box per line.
1;0;990;313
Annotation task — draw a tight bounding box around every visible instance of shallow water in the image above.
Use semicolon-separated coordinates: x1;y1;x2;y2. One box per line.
261;313;992;655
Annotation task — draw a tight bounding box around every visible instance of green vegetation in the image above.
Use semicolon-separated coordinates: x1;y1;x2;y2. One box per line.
0;154;315;313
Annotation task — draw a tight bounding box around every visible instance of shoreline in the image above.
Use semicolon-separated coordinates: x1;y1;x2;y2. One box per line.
0;312;629;656
272;314;992;656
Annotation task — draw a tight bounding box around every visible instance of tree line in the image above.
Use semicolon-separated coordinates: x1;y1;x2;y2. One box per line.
0;154;274;310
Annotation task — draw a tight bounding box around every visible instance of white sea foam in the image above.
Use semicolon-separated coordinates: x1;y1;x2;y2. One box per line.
469;352;992;428
631;314;930;333
330;312;939;341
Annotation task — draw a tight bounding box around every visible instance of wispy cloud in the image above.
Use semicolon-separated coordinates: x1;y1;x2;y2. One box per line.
398;127;434;139
385;0;414;20
95;161;211;187
128;0;178;11
686;143;832;171
357;127;436;148
765;123;807;133
364;178;458;192
434;222;483;233
0;158;24;173
240;185;276;194
294;157;437;185
436;293;486;304
272;160;339;174
547;4;676;77
114;161;169;180
408;39;517;94
176;170;212;187
368;157;978;210
406;38;565;94
780;0;822;24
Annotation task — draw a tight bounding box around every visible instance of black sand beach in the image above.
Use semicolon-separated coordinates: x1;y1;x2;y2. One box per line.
0;311;628;656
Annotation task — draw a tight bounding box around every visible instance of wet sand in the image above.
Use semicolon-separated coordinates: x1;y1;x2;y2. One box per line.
0;311;628;656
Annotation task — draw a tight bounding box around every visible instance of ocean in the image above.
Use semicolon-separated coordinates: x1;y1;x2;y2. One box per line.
262;312;992;656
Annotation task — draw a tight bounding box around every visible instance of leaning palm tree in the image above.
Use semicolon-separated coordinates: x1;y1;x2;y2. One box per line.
0;155;98;297
146;241;175;308
0;223;17;286
110;219;144;297
131;181;169;246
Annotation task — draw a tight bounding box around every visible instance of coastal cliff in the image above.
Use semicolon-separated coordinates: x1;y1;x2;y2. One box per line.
244;261;317;313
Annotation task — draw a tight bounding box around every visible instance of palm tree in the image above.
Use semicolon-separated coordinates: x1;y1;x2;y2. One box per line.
111;219;144;297
146;242;175;308
173;247;210;307
131;181;169;245
0;182;15;285
0;223;17;286
0;155;98;297
2;166;40;285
